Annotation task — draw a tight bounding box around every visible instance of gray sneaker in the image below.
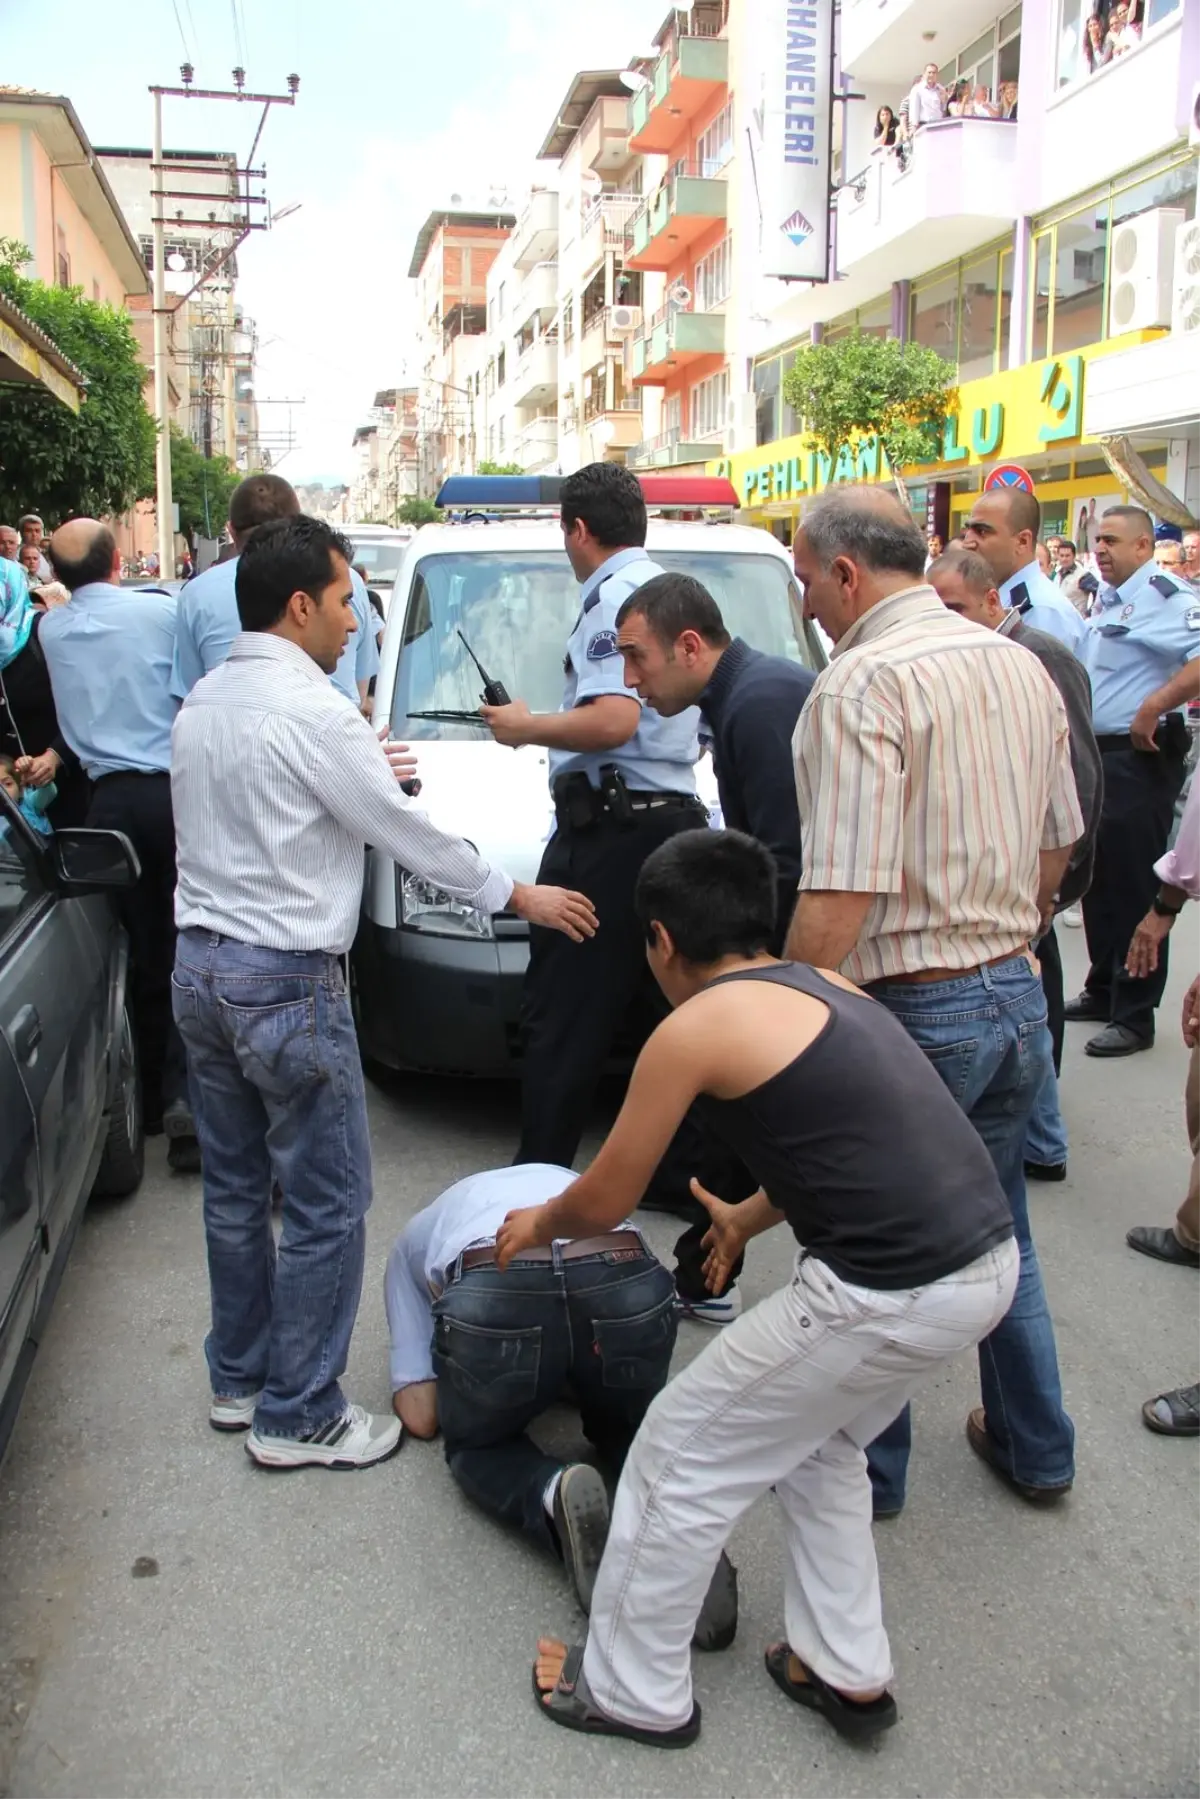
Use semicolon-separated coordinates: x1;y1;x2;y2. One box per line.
245;1404;402;1470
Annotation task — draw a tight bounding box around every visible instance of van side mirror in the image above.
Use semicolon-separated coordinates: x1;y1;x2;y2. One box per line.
52;828;141;891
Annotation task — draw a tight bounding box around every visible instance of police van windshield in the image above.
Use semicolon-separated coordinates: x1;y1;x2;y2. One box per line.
391;549;821;739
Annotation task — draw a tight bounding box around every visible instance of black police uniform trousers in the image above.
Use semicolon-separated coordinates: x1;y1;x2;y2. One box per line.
516;800;757;1285
1082;739;1188;1040
87;771;188;1126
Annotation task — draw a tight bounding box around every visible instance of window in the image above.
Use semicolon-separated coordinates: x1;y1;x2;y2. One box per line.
753;357;780;445
497;348;506;387
903;243;1013;375
1056;0;1180;88
939;9;1020;105
487;297;496;332
55;226;70;289
695;234;732;310
561;295;574;346
664;391;684;435
909;270;958;358
958;250;1007;379
696;99;734;176
497;280;506;318
691;368;729;439
1028;153;1197;355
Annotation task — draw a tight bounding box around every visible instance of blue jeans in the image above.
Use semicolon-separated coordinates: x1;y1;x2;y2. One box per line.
865;956;1075;1510
433;1247;677;1551
171;929;372;1438
1025;1053;1068;1168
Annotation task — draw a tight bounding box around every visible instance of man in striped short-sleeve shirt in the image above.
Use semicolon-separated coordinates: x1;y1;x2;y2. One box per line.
787;487;1082;1517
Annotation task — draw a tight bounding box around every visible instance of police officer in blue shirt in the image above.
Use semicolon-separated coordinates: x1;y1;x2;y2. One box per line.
481;463;710;1179
962;488;1088;652
39;518;197;1169
1064;504;1200;1055
172;473;379;705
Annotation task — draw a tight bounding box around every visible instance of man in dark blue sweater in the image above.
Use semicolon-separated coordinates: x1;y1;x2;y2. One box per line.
615;572;817;956
616;571;818;1324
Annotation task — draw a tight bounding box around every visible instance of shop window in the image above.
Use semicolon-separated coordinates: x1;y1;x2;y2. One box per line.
753;358;780;446
1049;207;1109;352
959;254;1003;380
1030;231;1053;359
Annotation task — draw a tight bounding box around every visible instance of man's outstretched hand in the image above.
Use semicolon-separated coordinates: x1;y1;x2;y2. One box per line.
510;881;598;942
695;1177;748;1296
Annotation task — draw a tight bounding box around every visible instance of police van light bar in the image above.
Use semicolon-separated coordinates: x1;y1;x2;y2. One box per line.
434;474;739;510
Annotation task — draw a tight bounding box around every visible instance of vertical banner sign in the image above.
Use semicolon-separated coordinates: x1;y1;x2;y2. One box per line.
759;0;835;282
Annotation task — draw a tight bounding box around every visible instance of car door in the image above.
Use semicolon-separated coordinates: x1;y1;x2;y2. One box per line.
0;821;46;1411
0;811;110;1266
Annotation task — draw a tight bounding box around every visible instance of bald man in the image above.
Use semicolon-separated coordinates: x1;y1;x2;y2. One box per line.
40;520;197;1170
962;489;1088;652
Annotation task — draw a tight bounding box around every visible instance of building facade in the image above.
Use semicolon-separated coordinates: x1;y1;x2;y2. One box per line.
719;0;1199;535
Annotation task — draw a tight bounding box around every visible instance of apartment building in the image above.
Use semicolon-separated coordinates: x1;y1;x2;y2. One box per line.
408;203;516;493
717;0;1199;538
474;187;561;472
348;387;420;522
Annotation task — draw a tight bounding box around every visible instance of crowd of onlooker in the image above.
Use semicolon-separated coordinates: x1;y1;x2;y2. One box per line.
1078;0;1150;74
870;64;1018;173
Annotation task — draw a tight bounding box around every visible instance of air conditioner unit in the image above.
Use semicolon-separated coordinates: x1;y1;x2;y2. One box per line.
1189;80;1200;150
1107;207;1185;334
1172;220;1200;334
609;304;642;335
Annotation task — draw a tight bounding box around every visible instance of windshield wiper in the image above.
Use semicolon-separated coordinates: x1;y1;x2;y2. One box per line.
403;708;488;724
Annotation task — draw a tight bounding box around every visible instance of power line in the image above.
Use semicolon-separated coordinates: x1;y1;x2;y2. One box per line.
229;0;246;66
169;0;192;62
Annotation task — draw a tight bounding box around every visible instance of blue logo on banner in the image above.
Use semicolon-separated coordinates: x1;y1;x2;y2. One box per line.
781;207;814;247
586;629;619;661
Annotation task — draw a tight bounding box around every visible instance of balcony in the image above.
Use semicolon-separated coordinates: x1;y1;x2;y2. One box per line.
511;189;559;270
627;425;717;469
840;0;1006;84
625;166;727;272
631;303;726;386
629;32;728;154
580;192;641;275
515;260;558;330
578;95;631;173
580;398;644;452
510;332;559;406
836;119;1018;284
514;414;559;472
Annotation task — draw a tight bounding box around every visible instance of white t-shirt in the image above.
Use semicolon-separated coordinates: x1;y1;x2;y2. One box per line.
385;1163;634;1390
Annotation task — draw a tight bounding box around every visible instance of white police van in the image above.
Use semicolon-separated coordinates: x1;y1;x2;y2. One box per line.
352;473;825;1077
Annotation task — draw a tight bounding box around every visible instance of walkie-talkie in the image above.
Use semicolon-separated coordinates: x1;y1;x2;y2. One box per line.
457;628;511;706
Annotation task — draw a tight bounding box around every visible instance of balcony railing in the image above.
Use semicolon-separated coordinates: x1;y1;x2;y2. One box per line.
581;192;642;258
625;162;728;270
631;301;726;383
627;423;717;468
629;25;728;153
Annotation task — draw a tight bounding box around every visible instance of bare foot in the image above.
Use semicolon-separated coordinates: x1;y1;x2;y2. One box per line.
534;1636;570;1702
766;1641;886;1704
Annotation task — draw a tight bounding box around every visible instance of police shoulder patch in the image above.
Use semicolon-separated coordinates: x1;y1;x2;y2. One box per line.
586;628;620;661
1186;605;1200;633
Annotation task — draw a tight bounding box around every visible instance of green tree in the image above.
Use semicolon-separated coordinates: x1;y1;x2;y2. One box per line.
477;459;523;475
169;426;240;540
396;495;440;526
781;332;957;506
0;264;156;522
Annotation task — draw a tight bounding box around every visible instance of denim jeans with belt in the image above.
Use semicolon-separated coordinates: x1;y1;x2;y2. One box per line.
865;955;1075;1509
433;1246;677;1550
171;928;372;1439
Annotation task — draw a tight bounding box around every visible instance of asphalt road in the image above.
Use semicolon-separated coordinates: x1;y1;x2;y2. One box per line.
0;932;1196;1799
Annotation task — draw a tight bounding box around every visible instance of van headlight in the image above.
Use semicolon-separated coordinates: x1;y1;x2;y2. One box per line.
399;872;495;939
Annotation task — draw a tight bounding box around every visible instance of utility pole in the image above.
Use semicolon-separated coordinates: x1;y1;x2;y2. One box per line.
149;65;299;574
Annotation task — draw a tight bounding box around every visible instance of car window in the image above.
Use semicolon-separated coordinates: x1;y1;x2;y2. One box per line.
0;801;49;943
351;540;407;585
390;549;823;740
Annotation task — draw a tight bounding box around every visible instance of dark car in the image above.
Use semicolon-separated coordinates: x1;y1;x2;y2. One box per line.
0;801;144;1456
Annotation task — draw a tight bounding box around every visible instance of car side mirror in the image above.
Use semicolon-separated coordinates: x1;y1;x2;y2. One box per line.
52;828;141;890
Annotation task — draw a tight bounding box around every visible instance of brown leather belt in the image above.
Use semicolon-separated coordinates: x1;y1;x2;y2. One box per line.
865;949;1032;989
458;1229;645;1275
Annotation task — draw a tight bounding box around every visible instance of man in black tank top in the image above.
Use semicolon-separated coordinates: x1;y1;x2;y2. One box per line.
495;831;1019;1751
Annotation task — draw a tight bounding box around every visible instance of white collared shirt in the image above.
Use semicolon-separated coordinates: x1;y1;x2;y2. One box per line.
172;631;513;952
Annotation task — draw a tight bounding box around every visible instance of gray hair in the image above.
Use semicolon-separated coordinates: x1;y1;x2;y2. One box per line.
800;486;928;578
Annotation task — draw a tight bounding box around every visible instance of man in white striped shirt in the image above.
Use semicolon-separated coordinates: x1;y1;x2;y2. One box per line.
171;516;596;1472
787;487;1082;1518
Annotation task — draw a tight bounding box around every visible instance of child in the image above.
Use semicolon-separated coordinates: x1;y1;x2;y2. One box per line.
0;752;55;837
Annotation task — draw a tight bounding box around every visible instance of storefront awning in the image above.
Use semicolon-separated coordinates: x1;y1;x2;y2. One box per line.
0;293;84;413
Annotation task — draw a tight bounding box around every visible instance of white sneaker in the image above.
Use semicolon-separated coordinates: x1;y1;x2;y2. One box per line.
209;1391;262;1432
1059;903;1083;928
245;1404;403;1470
677;1286;743;1327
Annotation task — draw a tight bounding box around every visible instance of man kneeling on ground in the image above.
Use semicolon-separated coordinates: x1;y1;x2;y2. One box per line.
496;830;1020;1749
386;1163;736;1636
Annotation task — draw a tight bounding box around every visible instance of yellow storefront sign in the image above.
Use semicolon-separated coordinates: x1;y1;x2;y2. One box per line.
711;333;1158;512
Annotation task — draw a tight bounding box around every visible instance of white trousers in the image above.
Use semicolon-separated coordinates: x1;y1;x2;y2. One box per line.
583;1237;1020;1730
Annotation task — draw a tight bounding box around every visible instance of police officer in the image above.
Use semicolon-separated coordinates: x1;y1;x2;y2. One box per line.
962;488;1089;651
1065;503;1199;1056
481;462;710;1193
39;518;198;1170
